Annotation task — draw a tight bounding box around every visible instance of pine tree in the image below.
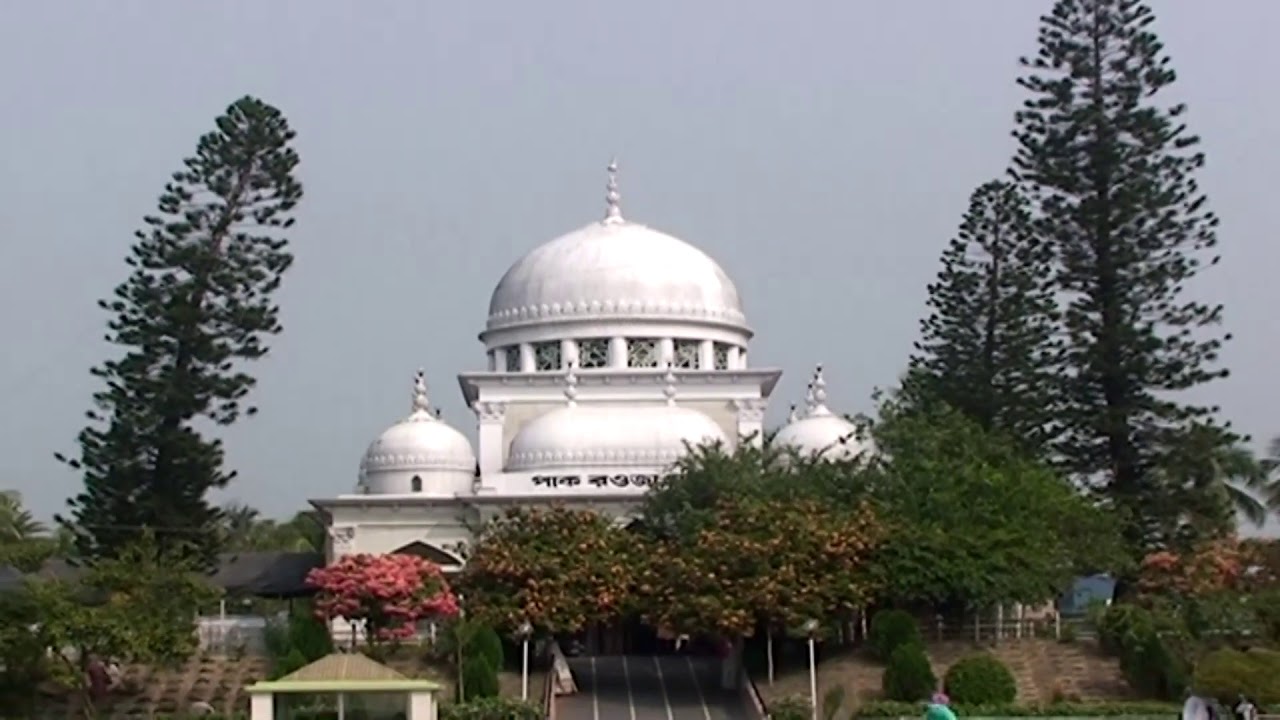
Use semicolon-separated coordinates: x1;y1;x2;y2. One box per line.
906;179;1059;458
55;96;303;565
1011;0;1234;553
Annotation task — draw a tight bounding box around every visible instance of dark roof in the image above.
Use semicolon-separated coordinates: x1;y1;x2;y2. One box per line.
2;551;325;599
210;551;325;598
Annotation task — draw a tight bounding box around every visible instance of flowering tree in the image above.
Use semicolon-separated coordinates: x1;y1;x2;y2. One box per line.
635;496;883;639
457;506;635;635
307;553;459;645
1138;538;1255;598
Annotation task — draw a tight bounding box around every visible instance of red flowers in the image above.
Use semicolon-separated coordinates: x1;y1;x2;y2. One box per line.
306;553;459;642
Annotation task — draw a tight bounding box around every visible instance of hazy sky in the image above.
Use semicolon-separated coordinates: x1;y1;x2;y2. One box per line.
1;1;1276;534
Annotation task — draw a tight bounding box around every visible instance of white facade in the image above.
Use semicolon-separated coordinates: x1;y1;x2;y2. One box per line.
311;161;867;567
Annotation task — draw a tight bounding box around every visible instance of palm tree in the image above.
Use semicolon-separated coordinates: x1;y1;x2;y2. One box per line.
0;491;46;543
1154;426;1279;534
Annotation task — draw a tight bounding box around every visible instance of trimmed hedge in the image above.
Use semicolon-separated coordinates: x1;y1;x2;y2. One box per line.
459;653;500;701
1193;647;1280;704
854;700;1183;718
882;643;937;702
440;697;543;720
944;653;1017;704
868;610;922;661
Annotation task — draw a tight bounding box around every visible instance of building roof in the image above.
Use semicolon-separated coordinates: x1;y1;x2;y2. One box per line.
248;652;442;694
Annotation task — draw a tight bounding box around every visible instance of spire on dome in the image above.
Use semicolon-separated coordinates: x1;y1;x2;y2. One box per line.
411;369;431;415
564;361;579;406
810;364;832;416
603;157;623;225
663;363;678;406
803;382;816;417
787;404;799;423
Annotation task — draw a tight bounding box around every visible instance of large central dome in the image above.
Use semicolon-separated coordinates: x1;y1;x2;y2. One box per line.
484;161;747;334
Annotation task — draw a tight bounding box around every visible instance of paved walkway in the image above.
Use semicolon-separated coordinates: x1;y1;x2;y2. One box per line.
557;655;758;720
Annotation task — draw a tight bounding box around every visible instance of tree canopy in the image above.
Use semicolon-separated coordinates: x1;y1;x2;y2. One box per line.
866;398;1126;610
458;506;636;635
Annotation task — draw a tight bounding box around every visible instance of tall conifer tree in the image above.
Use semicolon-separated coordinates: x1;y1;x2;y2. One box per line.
1011;0;1234;553
56;97;303;565
907;180;1059;458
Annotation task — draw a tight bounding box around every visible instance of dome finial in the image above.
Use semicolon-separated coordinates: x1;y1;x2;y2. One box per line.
810;363;831;416
787;403;798;423
564;361;579;406
803;382;816;417
603;157;623;225
412;369;431;415
663;362;678;406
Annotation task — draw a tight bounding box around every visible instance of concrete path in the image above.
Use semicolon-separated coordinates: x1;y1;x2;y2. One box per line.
557;655;758;720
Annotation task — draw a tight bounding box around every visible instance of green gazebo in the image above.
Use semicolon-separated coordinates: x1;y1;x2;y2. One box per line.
246;653;442;720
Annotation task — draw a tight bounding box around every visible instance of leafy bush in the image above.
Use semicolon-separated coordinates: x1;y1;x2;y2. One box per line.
469;623;505;670
1095;603;1154;656
1117;626;1188;701
459;653;500;701
868;609;921;661
944;653;1016;704
273;647;309;679
854;700;1183;718
882;643;936;702
440;696;543;720
769;695;813;720
1193;648;1280;704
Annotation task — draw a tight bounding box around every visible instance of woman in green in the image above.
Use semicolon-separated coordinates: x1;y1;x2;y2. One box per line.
926;703;958;720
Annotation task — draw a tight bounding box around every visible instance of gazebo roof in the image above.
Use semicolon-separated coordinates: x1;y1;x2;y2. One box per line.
247;653;441;694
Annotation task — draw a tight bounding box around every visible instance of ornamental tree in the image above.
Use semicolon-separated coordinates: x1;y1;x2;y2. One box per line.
634;495;883;639
307;553;458;645
457;506;635;635
1138;538;1260;598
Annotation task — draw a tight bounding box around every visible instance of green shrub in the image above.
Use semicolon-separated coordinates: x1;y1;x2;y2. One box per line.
1096;603;1154;656
868;609;921;661
944;653;1016;704
459;653;500;701
440;696;542;720
1117;627;1187;701
271;647;309;680
769;695;813;720
469;623;505;670
854;700;1183;718
1193;647;1280;704
882;643;936;702
287;604;334;662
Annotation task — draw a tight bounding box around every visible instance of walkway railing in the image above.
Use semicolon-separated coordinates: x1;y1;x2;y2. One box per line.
739;665;770;720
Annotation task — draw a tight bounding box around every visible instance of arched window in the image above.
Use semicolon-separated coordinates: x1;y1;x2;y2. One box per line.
410;475;422;492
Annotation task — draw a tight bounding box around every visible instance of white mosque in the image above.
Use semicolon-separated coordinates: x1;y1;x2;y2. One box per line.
311;162;867;568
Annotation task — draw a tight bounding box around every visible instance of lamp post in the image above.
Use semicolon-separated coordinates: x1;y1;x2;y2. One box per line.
518;621;534;701
803;619;820;720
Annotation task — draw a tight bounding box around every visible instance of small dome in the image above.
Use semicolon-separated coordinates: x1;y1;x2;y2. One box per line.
506;395;728;472
775;365;868;461
360;371;476;496
485;161;747;334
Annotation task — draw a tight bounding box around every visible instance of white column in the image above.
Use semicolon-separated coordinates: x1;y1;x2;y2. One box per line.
561;339;579;367
519;343;535;372
250;693;272;720
699;340;715;370
727;346;741;369
494;348;509;372
734;400;766;446
474;402;507;478
409;691;436;720
659;338;675;366
609;337;628;368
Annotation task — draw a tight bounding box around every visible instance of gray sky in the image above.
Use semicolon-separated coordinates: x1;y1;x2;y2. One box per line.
1;1;1276;534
